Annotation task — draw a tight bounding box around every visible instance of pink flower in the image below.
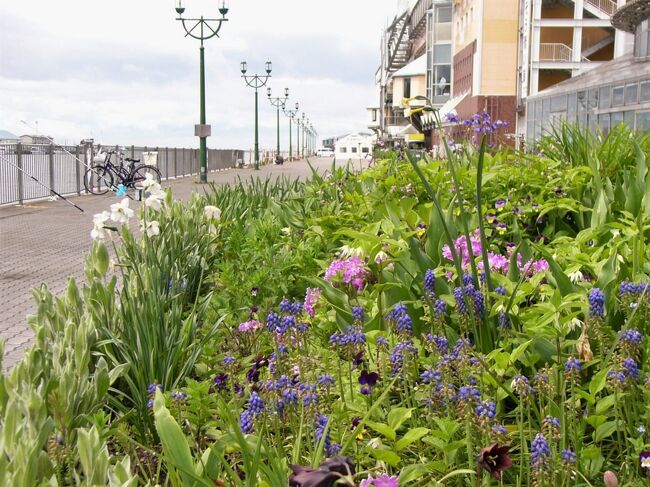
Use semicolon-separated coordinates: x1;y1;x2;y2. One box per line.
238;319;262;333
360;474;399;487
304;288;322;317
325;256;369;291
442;230;483;268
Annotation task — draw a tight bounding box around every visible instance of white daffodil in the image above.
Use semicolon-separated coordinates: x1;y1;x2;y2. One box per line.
110;198;134;224
91;211;110;240
141;220;160;237
141;173;161;193
204;205;222;220
145;192;164;211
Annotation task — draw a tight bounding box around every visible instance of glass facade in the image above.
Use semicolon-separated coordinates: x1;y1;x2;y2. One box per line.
426;1;452;105
526;77;650;143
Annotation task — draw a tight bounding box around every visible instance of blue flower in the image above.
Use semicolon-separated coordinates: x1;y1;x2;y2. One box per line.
352;306;365;323
240;409;254;434
531;433;550;467
424;269;436;297
588;288;605;318
561;449;577;463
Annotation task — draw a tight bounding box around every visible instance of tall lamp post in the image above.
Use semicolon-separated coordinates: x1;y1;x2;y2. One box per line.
174;0;229;183
283;102;299;162
267;87;289;164
241;60;272;170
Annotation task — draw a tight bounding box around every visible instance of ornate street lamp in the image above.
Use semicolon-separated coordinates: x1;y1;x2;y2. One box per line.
241;60;272;170
174;0;229;183
283;102;299;162
267;87;289;164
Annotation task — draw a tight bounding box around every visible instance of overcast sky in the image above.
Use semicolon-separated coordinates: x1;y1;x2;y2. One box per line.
0;0;400;149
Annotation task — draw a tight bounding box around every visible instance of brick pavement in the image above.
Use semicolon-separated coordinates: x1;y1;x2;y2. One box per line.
0;157;362;368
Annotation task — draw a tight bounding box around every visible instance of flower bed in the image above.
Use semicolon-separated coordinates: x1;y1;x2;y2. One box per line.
2;123;650;486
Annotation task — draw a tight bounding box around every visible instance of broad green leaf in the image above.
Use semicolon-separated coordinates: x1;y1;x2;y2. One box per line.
395;427;430;451
388;407;413;431
369;448;401;467
593;421;618;442
365;421;396;441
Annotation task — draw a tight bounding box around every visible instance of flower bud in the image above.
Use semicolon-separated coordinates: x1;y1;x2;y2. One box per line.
603;470;619;487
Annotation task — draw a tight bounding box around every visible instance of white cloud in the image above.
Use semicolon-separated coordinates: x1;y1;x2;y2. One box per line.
0;0;398;149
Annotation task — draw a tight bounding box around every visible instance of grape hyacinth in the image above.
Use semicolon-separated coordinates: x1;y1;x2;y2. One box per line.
530;433;551;468
589;288;605;318
424;269;436;297
390;341;417;375
352;306;365;323
386;303;413;335
561;449;577;464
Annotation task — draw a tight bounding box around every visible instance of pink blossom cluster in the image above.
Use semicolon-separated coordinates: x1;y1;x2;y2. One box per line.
360;474;399;487
324;256;369;291
442;229;549;277
303;287;322;317
442;230;483;268
238;319;262;333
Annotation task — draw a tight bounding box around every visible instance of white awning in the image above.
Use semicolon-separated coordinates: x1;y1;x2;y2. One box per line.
420;92;468;127
391;55;427;78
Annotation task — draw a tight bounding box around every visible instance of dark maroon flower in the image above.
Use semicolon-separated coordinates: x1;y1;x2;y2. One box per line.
289;457;355;487
352;351;364;368
351;417;362;429
251;287;259;296
477;444;512;480
213;373;228;391
359;370;379;395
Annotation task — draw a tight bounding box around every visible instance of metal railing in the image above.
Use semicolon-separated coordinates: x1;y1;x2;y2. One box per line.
539;43;574;61
584;0;618;16
0;143;245;206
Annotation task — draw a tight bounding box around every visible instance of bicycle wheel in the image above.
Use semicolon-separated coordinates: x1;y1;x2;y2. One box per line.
83;165;114;195
128;165;162;189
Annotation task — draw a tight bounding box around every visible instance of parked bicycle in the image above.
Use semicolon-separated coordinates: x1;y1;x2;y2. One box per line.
84;149;162;195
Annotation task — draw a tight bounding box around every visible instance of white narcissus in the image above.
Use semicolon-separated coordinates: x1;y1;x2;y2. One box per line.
145;192;164;211
110;198;134;224
91;211;110;240
204;205;221;220
141;220;160;237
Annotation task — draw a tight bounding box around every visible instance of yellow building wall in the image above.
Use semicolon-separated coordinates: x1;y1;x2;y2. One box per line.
480;0;519;95
453;0;479;55
392;74;426;107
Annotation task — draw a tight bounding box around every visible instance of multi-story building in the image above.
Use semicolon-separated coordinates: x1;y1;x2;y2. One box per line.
444;0;521;132
525;0;650;142
369;0;452;147
517;0;634;140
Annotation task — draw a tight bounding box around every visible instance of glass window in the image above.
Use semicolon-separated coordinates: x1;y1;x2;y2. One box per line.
636;111;650;131
612;86;625;106
361;147;369;153
527;101;535;120
550;95;567;112
624;111;635;127
433;44;451;63
636;19;649;58
567;92;577;116
641;81;650;102
598;113;611;135
625;84;638;105
372;110;377;122
437;6;452;23
403;77;411;99
611;111;624;127
599;86;611;109
340;147;347;153
577;91;586;112
542;97;550;121
351;147;358;153
588;89;598;111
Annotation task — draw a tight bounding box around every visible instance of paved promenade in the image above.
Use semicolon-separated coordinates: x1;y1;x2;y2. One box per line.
0;157;361;368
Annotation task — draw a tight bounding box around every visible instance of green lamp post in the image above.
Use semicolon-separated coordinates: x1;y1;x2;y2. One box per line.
241;60;272;170
283;102;299;162
267;87;289;164
175;0;229;183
